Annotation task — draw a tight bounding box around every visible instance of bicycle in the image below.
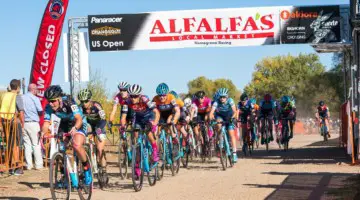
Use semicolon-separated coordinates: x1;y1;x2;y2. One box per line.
130;124;158;192
195;120;213;162
319;117;329;142
280;118;290;151
85;131;108;189
211;121;234;171
180;122;196;168
261;115;272;152
42;132;93;200
109;124;132;180
157;122;181;179
275;119;282;149
240;115;256;156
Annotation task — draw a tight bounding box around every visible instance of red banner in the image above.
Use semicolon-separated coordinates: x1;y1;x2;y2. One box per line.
29;0;69;123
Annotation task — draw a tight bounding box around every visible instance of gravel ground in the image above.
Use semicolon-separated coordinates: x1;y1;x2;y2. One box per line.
0;133;358;200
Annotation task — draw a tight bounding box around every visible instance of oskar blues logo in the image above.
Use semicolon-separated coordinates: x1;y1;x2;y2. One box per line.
49;0;64;20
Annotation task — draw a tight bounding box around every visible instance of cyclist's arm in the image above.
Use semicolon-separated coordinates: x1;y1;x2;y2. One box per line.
231;105;237;119
209;107;216;120
173;106;180;122
153;108;160;124
109;104;118;122
41;121;50;135
73;114;83;130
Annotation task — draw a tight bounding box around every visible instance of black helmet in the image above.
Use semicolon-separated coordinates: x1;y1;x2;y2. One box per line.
319;101;324;106
195;90;205;99
44;85;63;100
240;93;249;101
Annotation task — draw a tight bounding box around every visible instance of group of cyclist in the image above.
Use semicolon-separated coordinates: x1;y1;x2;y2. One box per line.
39;81;331;189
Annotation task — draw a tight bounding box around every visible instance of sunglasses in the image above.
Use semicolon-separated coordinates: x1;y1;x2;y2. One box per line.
81;100;89;104
199;96;205;99
220;96;227;99
120;89;127;92
49;99;58;103
159;95;167;98
130;95;140;99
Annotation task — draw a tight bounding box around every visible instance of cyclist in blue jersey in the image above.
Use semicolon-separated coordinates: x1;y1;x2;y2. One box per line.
78;89;107;171
120;84;160;179
259;93;277;144
41;85;92;185
209;88;238;163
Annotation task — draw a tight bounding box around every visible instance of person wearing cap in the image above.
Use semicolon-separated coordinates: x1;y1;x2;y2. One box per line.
22;83;44;170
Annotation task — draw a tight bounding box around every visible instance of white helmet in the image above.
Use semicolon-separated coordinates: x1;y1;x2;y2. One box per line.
184;98;192;107
127;84;142;95
118;81;130;90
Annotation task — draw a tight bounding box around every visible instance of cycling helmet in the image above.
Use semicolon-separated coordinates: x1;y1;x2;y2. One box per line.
240;93;249;101
118;81;130;90
170;90;179;98
195;91;206;99
128;84;142;95
217;88;229;97
44;85;63;100
319;101;325;106
156;83;169;95
281;96;291;103
264;93;272;101
184;98;192;107
249;98;256;105
77;89;92;102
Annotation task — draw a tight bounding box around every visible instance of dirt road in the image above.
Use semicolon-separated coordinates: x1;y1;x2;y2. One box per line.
0;133;358;200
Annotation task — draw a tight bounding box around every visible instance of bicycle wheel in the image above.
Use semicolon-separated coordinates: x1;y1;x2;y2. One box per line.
77;152;93;200
172;141;181;175
97;150;109;189
147;146;158;186
131;144;144;192
323;125;328;141
157;138;165;181
118;139;128;180
49;152;70;200
219;135;227;171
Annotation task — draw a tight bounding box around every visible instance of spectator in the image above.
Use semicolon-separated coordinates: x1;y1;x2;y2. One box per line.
22;83;44;170
0;79;25;175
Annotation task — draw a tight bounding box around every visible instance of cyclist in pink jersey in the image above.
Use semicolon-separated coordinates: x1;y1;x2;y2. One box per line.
192;91;211;144
109;81;131;127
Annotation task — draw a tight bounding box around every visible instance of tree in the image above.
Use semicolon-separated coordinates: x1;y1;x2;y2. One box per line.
243;53;346;117
187;76;241;99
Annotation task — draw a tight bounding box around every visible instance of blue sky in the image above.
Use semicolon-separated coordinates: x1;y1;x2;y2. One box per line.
0;0;348;97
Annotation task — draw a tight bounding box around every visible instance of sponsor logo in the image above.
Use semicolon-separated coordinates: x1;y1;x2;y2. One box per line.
91;17;123;24
49;0;64;20
149;15;276;42
91;26;121;36
280;10;318;20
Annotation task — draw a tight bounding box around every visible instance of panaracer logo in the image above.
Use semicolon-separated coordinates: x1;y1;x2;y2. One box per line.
91;26;121;36
149;15;276;42
280;10;318;20
91;17;123;24
49;0;64;20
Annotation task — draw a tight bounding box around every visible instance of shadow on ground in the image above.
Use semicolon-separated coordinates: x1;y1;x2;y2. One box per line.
245;172;356;200
0;197;39;200
242;138;350;166
243;136;356;199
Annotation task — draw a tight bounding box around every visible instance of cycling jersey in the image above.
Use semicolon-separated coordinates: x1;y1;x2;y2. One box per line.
212;98;235;130
259;100;276;116
238;101;258;123
44;95;88;135
152;94;178;113
193;97;211;114
279;102;295;119
122;95;156;128
81;101;106;131
317;105;329;118
113;93;128;106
